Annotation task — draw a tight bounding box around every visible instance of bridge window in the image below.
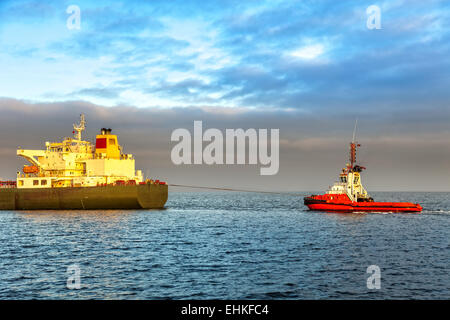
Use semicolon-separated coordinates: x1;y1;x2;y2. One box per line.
41;180;47;186
18;180;24;186
33;180;39;186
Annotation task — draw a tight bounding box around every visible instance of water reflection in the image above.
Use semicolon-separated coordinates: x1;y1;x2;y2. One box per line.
17;210;137;222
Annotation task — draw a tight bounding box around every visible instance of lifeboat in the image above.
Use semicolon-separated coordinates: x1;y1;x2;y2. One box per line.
23;165;39;174
304;124;422;213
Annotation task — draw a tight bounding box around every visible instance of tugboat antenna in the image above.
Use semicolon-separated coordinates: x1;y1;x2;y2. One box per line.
352;118;358;143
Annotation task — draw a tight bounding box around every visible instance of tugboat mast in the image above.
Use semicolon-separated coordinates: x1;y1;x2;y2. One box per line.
349;119;359;169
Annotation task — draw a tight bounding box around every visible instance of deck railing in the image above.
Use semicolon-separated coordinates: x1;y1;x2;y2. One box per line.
0;181;17;188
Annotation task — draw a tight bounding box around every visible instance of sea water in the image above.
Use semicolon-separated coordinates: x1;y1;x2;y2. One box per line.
0;192;448;299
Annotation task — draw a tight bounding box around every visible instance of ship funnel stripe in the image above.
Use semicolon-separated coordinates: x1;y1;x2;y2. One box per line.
96;138;107;149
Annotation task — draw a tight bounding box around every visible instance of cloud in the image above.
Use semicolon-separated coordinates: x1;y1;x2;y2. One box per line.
290;44;325;60
1;0;449;110
68;86;123;99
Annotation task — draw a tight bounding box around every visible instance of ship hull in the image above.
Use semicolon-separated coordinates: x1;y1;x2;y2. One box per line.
304;197;422;213
0;184;168;210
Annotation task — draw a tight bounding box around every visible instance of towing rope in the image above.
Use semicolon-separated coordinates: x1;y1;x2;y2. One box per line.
168;183;299;195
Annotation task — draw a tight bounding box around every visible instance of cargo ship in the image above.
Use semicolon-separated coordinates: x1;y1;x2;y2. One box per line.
0;115;168;210
304;127;422;213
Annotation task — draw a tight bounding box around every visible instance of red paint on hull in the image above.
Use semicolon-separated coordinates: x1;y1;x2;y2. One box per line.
304;195;422;213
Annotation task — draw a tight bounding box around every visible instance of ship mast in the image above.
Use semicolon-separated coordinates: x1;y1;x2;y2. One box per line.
73;114;86;142
349;119;359;169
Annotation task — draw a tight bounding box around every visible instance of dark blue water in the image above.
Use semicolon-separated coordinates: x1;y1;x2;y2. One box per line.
0;192;448;299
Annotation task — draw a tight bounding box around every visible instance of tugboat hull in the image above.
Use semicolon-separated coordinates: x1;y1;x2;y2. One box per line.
304;196;422;213
0;184;168;210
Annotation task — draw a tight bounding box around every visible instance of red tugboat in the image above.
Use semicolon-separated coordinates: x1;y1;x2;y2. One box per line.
304;126;422;213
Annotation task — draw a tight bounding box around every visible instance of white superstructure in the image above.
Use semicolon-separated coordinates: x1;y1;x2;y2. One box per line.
16;114;143;188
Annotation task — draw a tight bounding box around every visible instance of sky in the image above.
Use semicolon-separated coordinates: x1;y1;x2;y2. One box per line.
0;0;449;191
